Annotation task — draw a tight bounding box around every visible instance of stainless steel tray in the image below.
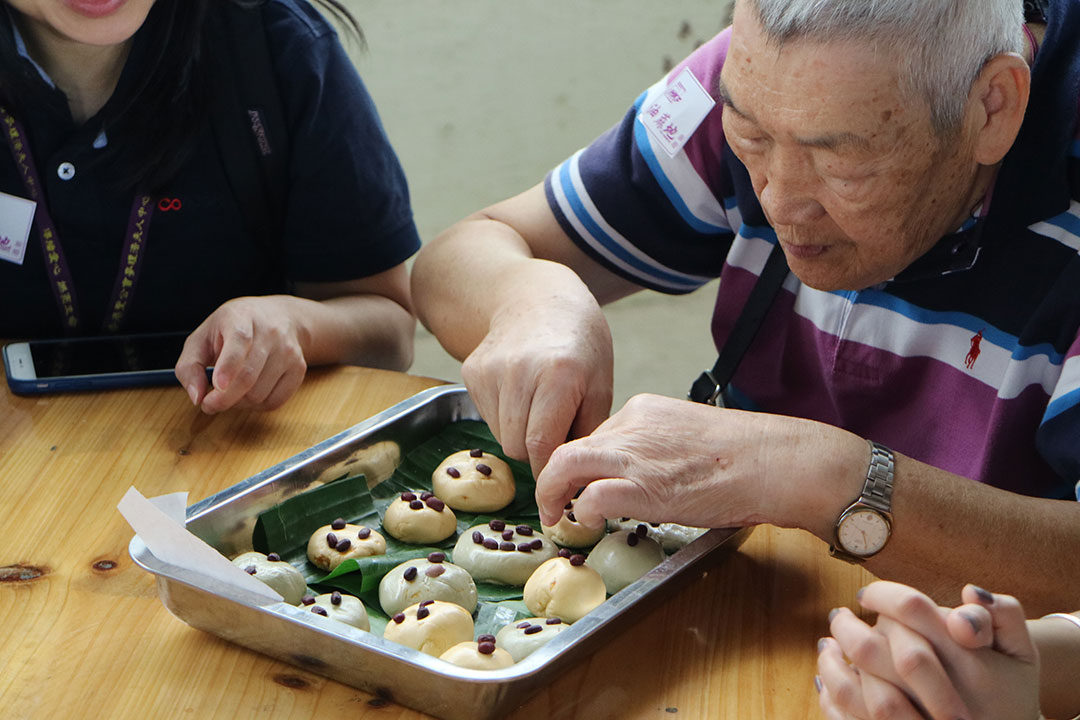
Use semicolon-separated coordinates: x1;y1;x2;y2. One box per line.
130;384;750;719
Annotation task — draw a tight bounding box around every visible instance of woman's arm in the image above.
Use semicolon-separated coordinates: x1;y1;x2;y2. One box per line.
174;263;414;413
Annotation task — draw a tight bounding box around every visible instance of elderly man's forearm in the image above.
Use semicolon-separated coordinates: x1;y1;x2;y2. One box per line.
860;458;1080;614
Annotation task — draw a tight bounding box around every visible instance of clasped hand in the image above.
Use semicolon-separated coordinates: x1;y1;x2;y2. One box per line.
817;581;1041;720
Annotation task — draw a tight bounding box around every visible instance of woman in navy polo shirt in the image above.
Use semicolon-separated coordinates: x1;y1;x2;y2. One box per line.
0;0;421;412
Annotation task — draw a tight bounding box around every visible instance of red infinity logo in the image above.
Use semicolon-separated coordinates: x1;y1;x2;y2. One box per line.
157;197;182;211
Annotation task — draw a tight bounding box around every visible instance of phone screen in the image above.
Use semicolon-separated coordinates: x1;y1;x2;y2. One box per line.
28;333;188;378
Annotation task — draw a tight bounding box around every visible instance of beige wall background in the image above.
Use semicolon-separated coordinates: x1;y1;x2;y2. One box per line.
340;1;734;410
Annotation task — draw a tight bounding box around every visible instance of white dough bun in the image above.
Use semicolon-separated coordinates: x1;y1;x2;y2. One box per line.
378;555;478;617
304;591;370;631
587;529;666;595
452;522;558;586
605;518;708;553
494;617;571;662
231;551;307;605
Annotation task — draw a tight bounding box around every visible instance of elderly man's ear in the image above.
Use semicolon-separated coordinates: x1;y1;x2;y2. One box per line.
969;53;1032;166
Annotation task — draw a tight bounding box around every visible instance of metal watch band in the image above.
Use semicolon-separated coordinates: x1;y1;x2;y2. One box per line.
828;440;895;563
860;441;895;514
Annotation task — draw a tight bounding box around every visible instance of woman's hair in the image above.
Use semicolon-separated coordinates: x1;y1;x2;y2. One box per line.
738;0;1024;135
0;0;363;192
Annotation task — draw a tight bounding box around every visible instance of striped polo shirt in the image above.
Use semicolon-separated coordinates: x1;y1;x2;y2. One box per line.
545;5;1080;501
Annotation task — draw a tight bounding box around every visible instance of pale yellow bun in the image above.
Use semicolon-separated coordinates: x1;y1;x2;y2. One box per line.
382;600;474;657
432;449;515;513
523;555;606;623
306;522;386;571
439;641;515;670
382;491;457;544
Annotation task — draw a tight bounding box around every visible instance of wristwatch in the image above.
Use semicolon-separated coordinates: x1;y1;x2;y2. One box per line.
829;441;895;563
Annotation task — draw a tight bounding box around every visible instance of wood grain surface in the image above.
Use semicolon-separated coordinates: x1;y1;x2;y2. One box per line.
0;366;874;719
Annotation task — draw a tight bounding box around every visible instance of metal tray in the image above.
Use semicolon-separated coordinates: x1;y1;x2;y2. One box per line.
130;384;750;720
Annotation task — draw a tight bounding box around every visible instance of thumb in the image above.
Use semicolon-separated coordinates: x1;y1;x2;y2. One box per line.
572;477;649;529
174;331;214;406
956;586;1037;662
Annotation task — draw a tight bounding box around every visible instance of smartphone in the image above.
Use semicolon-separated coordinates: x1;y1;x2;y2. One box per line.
2;331;191;395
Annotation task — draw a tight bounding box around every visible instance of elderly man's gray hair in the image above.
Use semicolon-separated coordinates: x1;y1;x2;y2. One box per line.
740;0;1025;134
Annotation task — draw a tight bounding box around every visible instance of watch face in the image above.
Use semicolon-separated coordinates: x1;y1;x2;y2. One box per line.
837;508;890;557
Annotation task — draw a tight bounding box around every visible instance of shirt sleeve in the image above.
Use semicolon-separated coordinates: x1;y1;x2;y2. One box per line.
543;29;738;294
1038;332;1080;497
267;3;421;283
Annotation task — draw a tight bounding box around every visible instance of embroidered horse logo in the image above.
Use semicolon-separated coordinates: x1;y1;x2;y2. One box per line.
965;329;984;369
0;235;10;249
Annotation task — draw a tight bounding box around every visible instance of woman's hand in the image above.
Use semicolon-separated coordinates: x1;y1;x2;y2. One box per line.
817;581;1042;720
175;295;308;413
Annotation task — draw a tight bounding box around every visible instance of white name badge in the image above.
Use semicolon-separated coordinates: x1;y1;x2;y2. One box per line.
638;66;716;158
0;190;35;266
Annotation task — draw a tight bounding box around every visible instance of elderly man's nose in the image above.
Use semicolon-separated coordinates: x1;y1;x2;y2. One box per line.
756;149;825;225
759;179;824;225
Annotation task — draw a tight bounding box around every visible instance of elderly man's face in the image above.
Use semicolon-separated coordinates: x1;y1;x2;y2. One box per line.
720;3;984;290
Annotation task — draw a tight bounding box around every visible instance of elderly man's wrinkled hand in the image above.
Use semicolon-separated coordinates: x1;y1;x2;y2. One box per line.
175;296;308;414
533;393;858;529
460;291;614;479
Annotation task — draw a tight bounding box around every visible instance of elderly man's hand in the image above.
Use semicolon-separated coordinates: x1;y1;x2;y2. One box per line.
460;286;614;479
533;393;867;530
175;296;308;414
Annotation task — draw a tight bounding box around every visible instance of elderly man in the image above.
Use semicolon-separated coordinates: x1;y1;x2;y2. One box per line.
411;0;1080;613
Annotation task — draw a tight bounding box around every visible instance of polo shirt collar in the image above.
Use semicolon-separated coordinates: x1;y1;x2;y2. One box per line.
892;215;984;283
10;17;109;148
8;10;55;90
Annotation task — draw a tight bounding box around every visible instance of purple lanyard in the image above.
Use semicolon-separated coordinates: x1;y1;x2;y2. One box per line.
1;107;154;334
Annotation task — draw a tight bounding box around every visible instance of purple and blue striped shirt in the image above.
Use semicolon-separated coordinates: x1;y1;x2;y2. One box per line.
545;11;1080;502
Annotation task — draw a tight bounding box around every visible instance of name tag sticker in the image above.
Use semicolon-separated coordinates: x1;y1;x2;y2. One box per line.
0;190;35;266
638;66;716;158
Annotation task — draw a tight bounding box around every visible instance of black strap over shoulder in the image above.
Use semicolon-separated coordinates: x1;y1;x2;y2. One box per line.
1024;0;1050;24
208;2;289;274
688;243;789;406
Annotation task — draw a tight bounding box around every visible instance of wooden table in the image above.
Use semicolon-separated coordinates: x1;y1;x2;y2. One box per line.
0;366;874;719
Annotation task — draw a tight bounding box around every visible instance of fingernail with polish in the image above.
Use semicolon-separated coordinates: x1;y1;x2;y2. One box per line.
814;675;823;694
828;607;840;622
817;637;827;653
961;610;981;635
855;587;865;602
971;585;994;605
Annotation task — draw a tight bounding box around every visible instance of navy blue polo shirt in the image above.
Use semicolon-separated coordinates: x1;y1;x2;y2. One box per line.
0;0;420;337
544;4;1080;499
